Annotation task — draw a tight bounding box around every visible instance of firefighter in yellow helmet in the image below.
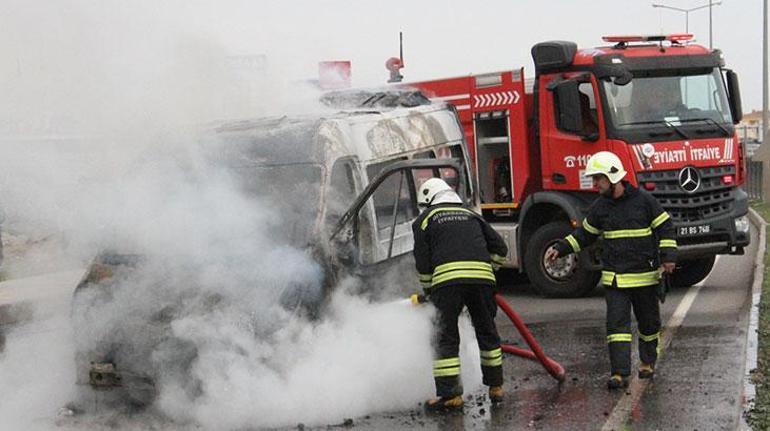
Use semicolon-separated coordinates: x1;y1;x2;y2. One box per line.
412;178;508;411
545;151;677;389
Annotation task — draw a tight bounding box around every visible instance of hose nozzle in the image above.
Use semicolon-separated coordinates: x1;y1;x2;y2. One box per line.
410;293;427;305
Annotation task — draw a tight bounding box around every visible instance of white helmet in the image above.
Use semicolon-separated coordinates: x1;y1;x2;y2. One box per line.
418;178;462;207
584;151;627;184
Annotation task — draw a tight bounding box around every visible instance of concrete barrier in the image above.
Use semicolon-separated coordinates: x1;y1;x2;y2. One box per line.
741;208;767;430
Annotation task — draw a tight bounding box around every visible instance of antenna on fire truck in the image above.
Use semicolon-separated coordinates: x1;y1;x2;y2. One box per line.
386;31;404;83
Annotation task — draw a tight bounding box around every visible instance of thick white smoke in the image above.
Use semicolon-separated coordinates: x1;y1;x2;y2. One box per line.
0;1;485;429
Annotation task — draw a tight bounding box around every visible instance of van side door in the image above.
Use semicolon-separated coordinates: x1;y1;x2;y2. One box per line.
330;159;465;299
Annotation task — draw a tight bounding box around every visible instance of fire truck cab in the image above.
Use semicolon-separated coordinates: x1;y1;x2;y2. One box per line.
410;34;748;297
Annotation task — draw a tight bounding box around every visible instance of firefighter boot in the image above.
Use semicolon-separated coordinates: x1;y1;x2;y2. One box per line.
607;374;629;390
424;395;464;413
488;386;504;403
638;363;655;379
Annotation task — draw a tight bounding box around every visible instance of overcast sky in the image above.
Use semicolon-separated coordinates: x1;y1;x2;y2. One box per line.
1;0;766;127
203;0;766;111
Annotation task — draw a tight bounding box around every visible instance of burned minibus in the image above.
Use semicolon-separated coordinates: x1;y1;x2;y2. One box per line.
70;90;476;406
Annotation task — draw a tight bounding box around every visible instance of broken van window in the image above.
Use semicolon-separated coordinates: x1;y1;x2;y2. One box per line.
230;164;323;246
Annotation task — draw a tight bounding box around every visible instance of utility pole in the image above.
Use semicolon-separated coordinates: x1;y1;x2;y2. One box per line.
709;0;713;49
762;0;768;144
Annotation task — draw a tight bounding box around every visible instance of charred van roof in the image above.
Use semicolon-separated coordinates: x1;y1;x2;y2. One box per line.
320;88;431;109
212;116;325;165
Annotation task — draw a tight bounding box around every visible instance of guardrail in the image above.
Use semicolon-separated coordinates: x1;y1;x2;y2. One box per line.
746;159;764;201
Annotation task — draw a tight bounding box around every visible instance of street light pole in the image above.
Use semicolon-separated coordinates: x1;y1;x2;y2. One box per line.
652;1;721;48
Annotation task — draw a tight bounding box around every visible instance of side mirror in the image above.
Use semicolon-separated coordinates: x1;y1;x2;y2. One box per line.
613;71;632;86
552;80;584;134
725;69;743;124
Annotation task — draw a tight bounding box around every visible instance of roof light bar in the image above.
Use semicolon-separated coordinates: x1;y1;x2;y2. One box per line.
602;34;693;43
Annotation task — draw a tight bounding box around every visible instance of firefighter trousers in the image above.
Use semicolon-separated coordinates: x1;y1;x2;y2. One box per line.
605;285;661;376
430;283;503;398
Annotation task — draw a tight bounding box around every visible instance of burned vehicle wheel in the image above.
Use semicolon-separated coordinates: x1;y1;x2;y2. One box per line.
71;254;202;410
671;256;716;288
525;222;600;298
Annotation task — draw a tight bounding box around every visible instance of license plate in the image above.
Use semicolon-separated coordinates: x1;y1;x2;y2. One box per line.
678;224;711;236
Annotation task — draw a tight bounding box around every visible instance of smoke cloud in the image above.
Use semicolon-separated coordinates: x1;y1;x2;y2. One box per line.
0;1;484;429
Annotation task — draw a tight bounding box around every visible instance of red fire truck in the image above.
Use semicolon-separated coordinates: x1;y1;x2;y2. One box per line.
406;34;749;297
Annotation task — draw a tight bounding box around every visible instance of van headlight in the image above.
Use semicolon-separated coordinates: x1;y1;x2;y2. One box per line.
734;215;750;233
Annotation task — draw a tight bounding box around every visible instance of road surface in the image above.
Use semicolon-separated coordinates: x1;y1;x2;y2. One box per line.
336;224;759;430
0;224;758;430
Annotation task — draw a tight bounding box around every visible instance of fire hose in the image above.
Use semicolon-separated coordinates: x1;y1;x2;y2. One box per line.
407;292;566;382
494;293;565;382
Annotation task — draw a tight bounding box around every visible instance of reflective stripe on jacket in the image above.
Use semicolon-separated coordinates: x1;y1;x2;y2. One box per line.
555;182;677;288
413;203;508;289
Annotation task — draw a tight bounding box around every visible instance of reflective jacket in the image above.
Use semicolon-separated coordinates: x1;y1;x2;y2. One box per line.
554;182;677;288
412;203;508;289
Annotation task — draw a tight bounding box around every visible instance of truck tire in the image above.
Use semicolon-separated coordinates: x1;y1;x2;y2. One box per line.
524;222;600;298
671;256;716;287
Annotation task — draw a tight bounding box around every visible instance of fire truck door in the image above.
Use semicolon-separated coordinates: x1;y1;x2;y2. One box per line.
543;79;603;191
474;110;512;204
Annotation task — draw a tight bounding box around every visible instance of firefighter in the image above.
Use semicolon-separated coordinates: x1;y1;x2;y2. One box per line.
412;178;509;411
544;151;676;389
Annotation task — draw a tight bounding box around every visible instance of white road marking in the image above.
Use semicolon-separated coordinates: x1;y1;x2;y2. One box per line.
601;282;703;431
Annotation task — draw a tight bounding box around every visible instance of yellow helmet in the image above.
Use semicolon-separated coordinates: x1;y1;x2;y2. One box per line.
584;151;627;184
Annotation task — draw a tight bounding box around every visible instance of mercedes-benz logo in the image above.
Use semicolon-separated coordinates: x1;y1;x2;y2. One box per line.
678;166;701;193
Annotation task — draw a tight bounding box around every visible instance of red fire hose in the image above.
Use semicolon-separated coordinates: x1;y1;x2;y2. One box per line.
495;293;566;382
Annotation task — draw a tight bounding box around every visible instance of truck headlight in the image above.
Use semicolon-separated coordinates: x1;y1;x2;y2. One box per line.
734;215;750;233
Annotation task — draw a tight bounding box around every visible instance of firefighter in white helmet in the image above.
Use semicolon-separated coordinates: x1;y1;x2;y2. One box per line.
412;177;509;412
545;151;677;389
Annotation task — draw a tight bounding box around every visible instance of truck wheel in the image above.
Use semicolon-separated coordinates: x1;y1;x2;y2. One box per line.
671;256;716;287
524;222;600;298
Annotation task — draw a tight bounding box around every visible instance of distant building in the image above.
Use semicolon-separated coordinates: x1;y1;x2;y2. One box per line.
737;109;763;143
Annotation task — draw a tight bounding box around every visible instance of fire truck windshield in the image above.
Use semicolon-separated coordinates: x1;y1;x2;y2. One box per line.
601;68;732;142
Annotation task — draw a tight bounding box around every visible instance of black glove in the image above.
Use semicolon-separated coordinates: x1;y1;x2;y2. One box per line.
422;285;434;299
657;273;670;303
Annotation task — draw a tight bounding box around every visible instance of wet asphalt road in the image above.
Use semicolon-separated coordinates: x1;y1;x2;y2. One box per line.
0;225;758;430
349;224;758;431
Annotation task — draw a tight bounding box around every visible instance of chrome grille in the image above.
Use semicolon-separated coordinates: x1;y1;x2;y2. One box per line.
637;166;736;223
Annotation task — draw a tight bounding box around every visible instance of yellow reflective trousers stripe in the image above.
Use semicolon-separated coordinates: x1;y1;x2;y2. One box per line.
480;348;503;367
651;212;671;229
639;331;660;342
607;333;633;343
421;207;478;230
433;357;461;377
601;270;660;288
